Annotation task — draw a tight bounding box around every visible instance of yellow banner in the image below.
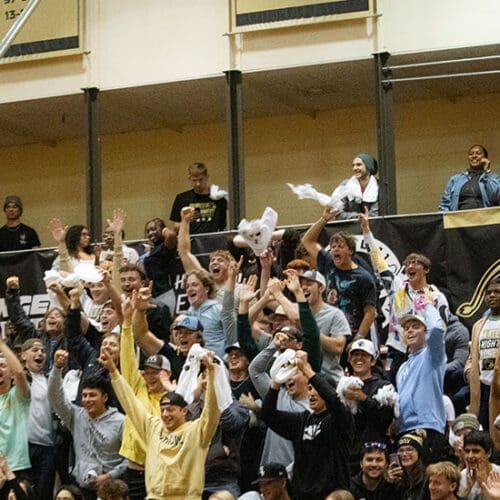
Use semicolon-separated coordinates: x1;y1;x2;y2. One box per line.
231;0;374;32
0;0;83;64
443;207;500;229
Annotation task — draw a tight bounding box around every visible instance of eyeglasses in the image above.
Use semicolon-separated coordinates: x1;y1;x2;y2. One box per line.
398;446;417;455
363;442;387;451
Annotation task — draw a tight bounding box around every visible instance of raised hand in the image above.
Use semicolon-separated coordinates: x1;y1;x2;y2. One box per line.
48;218;67;243
106;208;126;234
6;276;19;290
99;346;117;373
267;277;285;299
132;283;156;312
54;349;69;370
259;248;275;271
357;206;370;234
181;206;195;223
322;206;336;222
239;274;259;303
283;269;301;296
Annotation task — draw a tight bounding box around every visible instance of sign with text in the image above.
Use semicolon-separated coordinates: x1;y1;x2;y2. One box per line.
230;0;375;32
0;0;83;64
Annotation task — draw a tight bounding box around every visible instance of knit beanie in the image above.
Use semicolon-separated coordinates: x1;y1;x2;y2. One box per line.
356;154;378;176
4;195;23;214
21;338;43;352
398;429;427;457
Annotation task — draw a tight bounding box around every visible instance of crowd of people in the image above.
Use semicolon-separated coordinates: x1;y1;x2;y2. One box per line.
0;154;499;500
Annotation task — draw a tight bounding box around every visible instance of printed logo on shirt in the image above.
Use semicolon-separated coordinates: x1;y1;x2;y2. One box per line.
159;430;184;448
302;422;322;441
189;202;216;223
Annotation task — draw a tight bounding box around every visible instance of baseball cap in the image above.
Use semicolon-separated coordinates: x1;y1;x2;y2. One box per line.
452;413;480;434
173;315;203;332
144;354;171;371
349;338;377;358
159;391;187;408
21;338;44;352
300;270;326;288
279;325;303;342
400;314;427;328
252;463;288;484
225;342;241;354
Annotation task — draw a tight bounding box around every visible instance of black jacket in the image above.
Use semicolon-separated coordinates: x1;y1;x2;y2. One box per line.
261;373;353;500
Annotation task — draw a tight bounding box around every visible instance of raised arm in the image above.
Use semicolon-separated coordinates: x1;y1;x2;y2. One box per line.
177;206;203;274
48;218;73;272
107;208;126;289
237;275;261;361
5;276;37;343
119;298;143;391
197;353;221;447
100;347;149;441
131;285;164;356
301;206;336;264
284;269;322;372
0;336;29;399
48;350;74;429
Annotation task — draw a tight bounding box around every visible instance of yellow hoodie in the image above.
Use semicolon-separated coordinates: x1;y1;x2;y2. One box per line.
111;363;220;499
118;324;162;465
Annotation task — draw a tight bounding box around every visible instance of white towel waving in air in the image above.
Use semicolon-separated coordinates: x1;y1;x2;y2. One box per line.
238;207;278;256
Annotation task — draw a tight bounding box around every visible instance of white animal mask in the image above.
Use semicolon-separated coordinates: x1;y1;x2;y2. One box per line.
238;207;278;256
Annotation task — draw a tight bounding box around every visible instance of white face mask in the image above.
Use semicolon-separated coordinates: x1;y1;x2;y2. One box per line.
238;207;278;256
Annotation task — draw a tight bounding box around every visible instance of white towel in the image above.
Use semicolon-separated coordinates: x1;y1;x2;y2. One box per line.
373;383;399;417
209;184;229;201
176;343;233;412
332;175;379;204
238;207;278;256
269;349;298;385
287;182;348;212
337;375;364;414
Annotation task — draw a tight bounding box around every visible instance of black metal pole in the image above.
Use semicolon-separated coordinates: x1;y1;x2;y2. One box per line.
84;87;102;240
225;70;245;228
374;52;397;215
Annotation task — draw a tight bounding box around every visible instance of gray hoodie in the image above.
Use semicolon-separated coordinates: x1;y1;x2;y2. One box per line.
48;367;127;488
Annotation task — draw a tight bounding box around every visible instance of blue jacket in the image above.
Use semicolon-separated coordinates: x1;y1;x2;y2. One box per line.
439;170;500;211
396;304;446;434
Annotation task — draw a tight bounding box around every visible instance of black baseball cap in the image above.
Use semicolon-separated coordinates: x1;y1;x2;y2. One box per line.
159;391;187;408
252;463;288;484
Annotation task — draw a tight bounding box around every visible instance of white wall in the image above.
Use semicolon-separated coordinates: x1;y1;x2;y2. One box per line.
0;0;499;102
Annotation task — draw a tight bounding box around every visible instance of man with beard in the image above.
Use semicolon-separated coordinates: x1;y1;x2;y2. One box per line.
349;442;397;499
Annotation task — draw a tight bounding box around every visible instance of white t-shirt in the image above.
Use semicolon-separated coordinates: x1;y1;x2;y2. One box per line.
478;315;500;385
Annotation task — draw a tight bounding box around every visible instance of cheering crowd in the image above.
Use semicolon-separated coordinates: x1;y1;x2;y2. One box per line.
0;155;499;500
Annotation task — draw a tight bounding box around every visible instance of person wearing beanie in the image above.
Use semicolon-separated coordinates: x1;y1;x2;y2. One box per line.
331;154;379;220
387;429;428;500
0;195;40;252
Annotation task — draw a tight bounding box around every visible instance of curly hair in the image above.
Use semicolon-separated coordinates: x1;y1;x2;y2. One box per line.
65;225;92;257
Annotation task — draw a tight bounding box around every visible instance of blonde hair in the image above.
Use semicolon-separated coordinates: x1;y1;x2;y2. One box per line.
207;492;236;500
427;461;461;493
188;162;208;177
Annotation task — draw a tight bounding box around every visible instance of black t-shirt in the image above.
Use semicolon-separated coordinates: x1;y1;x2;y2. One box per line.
458;170;483;210
317;249;377;335
0;223;41;251
169;189;227;234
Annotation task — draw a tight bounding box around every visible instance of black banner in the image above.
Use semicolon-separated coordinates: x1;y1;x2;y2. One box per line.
0;209;498;334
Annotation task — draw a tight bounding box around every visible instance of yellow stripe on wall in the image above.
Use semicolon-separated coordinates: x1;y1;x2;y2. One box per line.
443;207;500;229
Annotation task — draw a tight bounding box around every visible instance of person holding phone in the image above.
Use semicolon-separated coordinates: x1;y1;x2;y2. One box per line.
387;430;427;500
439;144;500;212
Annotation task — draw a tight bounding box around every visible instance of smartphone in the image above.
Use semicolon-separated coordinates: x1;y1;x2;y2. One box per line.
389;452;401;467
